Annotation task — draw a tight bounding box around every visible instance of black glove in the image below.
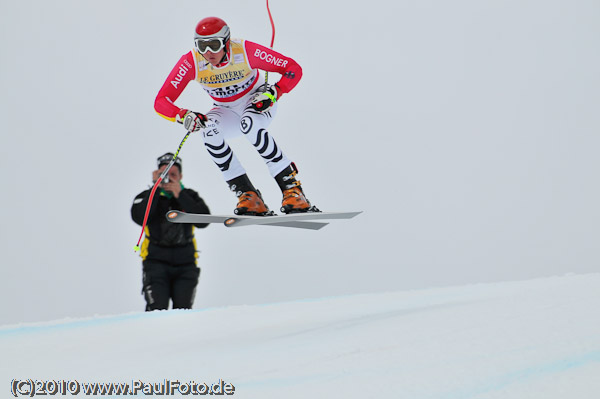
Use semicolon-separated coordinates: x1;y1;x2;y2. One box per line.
250;85;279;112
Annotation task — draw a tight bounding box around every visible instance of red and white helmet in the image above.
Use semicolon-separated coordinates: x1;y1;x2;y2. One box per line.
194;17;230;54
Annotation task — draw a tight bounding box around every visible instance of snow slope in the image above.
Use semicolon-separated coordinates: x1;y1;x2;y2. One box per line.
1;274;599;398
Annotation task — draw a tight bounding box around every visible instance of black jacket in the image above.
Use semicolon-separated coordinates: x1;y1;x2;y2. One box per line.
131;186;210;264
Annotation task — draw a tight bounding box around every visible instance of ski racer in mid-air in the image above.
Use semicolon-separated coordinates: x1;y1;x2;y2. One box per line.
154;16;317;215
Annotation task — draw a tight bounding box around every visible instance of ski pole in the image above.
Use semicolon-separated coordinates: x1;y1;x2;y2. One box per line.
264;0;276;89
134;130;193;252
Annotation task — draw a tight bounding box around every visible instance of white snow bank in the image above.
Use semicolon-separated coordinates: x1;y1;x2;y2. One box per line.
2;274;599;398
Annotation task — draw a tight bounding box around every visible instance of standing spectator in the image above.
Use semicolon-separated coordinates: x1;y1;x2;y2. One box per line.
131;152;210;311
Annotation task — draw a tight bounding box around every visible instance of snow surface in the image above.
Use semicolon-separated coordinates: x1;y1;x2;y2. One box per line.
2;274;599;398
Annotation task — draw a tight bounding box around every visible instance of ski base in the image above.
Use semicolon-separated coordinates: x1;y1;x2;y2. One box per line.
166;210;362;230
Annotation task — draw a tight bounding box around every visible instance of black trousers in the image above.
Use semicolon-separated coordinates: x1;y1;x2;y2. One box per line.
142;259;200;311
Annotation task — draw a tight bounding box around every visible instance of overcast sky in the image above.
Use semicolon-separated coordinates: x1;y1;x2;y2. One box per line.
1;0;599;325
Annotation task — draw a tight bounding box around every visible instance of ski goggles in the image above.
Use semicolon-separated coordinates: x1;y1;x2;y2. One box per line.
195;38;226;54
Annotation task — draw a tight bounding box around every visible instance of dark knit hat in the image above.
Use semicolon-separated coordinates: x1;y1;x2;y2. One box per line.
157;152;182;171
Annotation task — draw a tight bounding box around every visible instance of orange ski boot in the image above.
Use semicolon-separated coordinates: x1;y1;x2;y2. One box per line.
234;191;271;215
275;164;319;214
281;186;313;213
227;174;272;216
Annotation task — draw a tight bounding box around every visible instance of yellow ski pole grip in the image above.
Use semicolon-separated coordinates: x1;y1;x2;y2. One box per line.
263;91;276;102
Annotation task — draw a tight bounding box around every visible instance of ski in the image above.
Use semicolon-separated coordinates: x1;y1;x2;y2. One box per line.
223;211;362;228
165;210;362;230
165;211;328;230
